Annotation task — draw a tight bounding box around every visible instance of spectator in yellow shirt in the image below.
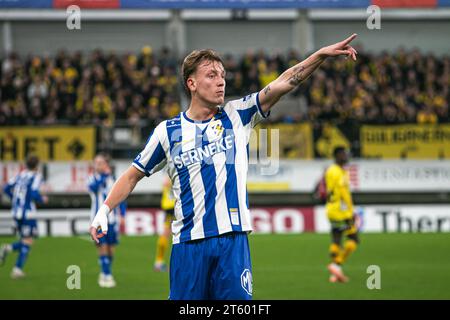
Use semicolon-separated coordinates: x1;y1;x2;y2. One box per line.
416;105;438;124
92;85;113;125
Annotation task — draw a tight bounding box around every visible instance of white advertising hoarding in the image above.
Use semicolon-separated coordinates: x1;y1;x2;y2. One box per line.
0;161;165;194
1;160;450;194
314;205;450;233
1;205;449;237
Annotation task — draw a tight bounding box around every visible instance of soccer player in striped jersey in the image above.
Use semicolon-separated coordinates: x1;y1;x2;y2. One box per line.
0;155;48;279
153;174;175;272
90;34;358;299
88;153;126;288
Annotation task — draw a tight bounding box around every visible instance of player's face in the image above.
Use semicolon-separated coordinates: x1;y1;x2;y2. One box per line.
94;156;109;174
189;60;226;106
338;150;349;165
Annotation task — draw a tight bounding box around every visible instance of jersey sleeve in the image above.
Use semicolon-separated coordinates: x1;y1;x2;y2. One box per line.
225;92;270;128
132;122;168;177
30;174;44;203
87;173;107;193
3;175;17;199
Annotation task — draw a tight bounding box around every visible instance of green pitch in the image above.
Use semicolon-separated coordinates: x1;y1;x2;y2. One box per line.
0;233;449;299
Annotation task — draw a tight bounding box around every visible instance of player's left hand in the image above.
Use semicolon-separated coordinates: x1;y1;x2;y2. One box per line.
90;204;110;243
318;33;358;61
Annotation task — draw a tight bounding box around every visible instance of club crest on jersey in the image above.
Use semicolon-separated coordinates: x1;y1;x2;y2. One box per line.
208;120;224;138
241;269;253;295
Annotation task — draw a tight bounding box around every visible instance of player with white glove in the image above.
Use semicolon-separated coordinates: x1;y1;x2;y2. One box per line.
89;166;145;243
90;203;110;243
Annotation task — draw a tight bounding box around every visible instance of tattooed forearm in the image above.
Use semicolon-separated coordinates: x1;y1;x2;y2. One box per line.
286;55;325;87
288;66;305;86
258;50;325;112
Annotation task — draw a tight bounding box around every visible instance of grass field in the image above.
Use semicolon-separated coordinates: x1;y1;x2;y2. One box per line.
0;233;449;300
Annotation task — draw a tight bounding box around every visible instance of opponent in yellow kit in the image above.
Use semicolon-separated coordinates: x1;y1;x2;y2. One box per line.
153;176;175;272
325;146;359;283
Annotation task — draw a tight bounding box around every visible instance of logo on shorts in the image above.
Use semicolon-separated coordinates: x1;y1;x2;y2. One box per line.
241;269;253;295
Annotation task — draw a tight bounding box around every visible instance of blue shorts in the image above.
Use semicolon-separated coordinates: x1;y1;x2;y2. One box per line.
15;219;38;239
98;223;119;246
169;231;253;300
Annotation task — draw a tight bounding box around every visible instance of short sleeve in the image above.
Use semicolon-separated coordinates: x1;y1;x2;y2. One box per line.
31;174;42;191
132;122;167;177
7;175;18;187
225;92;270;128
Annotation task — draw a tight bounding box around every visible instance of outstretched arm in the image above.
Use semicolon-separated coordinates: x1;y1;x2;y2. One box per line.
258;34;358;113
89;166;145;243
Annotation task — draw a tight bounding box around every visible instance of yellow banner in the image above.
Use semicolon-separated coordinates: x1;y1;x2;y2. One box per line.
250;123;313;159
361;125;450;159
0;127;96;161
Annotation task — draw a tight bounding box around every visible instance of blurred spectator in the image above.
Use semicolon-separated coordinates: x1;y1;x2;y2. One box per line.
0;46;448;128
27;75;48;100
92;84;113;125
0;46;182;128
417;105;438;124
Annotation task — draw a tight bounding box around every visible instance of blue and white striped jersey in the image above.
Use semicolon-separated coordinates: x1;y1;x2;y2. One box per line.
133;92;269;244
88;173;126;225
3;170;44;220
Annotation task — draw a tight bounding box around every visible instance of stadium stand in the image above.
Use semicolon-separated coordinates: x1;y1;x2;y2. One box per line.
1;47;448;128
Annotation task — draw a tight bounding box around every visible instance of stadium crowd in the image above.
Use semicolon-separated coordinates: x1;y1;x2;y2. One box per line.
1;46;448;127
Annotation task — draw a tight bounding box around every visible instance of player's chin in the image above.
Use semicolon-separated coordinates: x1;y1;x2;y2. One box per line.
215;95;225;105
206;95;224;107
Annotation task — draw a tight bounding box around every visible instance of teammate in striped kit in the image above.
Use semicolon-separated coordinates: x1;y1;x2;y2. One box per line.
90;34;358;299
88;153;126;288
0;155;48;279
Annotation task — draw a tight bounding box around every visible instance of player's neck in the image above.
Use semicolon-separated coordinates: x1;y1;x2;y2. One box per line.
336;162;346;168
186;99;219;122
